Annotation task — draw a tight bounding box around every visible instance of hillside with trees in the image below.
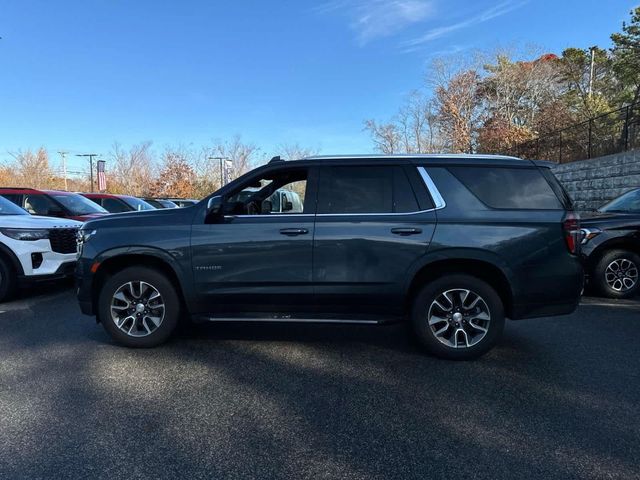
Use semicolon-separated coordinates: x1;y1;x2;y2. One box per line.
364;7;640;158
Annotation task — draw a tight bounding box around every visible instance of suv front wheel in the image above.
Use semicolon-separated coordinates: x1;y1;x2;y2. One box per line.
593;249;640;299
411;274;505;360
98;266;180;347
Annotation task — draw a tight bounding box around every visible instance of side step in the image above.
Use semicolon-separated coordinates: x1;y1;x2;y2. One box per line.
191;312;403;325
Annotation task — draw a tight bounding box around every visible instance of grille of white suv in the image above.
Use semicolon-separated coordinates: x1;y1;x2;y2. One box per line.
49;228;78;254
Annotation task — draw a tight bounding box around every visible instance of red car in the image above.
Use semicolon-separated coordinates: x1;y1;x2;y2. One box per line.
82;193;155;213
0;188;109;221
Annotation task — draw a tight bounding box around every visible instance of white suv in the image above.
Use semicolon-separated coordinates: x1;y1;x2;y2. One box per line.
0;196;81;301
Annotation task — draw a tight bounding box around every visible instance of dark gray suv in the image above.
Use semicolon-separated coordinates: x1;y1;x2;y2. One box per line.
76;154;583;359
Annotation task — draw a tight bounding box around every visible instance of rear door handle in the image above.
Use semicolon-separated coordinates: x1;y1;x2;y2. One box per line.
279;228;309;236
391;227;422;236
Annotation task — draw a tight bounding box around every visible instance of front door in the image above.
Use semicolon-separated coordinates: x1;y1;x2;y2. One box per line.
190;165;317;314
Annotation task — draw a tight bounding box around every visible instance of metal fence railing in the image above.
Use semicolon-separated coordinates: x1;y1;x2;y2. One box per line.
508;102;640;163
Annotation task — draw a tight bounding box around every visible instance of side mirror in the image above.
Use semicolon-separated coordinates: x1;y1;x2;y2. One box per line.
282;201;293;212
207;196;223;217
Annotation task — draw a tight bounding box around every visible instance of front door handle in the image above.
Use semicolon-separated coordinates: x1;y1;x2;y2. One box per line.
391;227;422;236
279;228;309;236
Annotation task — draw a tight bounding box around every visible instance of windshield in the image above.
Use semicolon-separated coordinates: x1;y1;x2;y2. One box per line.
51;193;108;215
123;197;156;211
599;189;640;213
0;196;28;215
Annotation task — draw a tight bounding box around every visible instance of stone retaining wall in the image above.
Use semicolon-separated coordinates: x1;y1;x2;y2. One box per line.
552;149;640;211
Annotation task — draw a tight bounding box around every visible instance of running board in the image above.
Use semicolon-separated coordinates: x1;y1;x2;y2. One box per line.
192;313;402;325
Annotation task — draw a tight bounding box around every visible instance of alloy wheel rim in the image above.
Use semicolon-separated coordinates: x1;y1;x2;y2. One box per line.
428;288;491;349
605;259;638;292
110;281;165;337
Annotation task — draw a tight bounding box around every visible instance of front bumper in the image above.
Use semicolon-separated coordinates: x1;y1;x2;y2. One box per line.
17;260;77;287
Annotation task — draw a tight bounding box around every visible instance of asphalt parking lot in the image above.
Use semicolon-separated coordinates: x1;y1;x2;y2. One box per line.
0;284;639;480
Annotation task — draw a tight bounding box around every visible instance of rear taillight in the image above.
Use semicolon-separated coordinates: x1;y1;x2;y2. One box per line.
563;212;581;255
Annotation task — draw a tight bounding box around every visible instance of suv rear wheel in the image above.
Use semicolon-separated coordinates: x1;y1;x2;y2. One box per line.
411;274;505;360
593;249;640;299
98;266;180;347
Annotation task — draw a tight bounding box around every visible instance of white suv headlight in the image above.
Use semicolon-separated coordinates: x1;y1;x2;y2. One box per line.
0;228;50;241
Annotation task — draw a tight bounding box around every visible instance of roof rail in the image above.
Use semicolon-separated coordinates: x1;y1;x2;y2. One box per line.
269;156;284;164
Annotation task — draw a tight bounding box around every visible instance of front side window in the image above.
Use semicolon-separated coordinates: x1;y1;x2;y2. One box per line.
225;168;309;215
317;166;419;214
24;194;60;215
448;166;563;210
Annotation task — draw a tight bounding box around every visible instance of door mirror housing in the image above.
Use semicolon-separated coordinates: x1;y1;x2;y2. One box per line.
207;196;223;218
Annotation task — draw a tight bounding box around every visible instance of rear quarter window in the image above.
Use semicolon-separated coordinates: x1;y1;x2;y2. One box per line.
448;166;563;210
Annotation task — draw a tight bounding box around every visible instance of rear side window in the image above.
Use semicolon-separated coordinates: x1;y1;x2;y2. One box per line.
448;166;563;210
317;166;419;214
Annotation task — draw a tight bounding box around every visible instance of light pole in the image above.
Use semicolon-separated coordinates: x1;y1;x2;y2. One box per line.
207;156;230;190
57;151;68;190
76;153;99;192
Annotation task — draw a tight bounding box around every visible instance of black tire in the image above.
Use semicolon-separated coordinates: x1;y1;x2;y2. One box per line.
411;274;505;360
0;256;16;303
98;266;180;347
593;249;640;299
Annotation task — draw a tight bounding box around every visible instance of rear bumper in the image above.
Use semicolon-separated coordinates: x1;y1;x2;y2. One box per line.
510;258;583;320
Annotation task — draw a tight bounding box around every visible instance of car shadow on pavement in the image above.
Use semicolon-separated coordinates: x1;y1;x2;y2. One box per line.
1;291;639;479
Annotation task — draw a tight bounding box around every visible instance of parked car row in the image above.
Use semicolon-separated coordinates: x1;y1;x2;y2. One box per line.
0;187;199;218
0;189;199;301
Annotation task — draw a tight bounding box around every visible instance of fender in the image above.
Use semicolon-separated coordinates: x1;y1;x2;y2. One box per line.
402;247;518;297
93;245;195;308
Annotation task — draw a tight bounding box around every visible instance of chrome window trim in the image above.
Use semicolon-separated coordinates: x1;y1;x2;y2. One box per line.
223;166;445;218
225;214;315;219
315;210;433;217
417;166;446;210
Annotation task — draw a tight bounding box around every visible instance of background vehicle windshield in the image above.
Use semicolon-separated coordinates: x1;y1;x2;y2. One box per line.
599;189;640;213
0;196;28;215
51;193;108;215
124;197;155;211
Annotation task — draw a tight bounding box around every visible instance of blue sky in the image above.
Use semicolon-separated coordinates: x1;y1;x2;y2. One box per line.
0;0;637;171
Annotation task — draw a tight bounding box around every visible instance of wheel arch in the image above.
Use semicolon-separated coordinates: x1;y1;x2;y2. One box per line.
586;237;640;271
92;248;190;319
404;254;515;318
0;242;24;276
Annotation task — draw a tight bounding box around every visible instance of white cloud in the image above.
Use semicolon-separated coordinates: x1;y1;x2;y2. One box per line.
317;0;436;45
402;0;528;48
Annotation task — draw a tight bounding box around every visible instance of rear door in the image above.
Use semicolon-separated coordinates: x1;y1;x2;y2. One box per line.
312;163;436;315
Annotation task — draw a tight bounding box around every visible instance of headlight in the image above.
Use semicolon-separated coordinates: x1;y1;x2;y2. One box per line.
580;227;602;244
0;228;50;241
77;229;97;245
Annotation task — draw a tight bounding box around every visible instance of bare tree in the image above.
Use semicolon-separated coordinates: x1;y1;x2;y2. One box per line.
8;148;53;188
276;143;320;160
108;142;156;196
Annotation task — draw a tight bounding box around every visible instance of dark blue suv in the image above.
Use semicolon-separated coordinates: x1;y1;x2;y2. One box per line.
76;155;583;359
